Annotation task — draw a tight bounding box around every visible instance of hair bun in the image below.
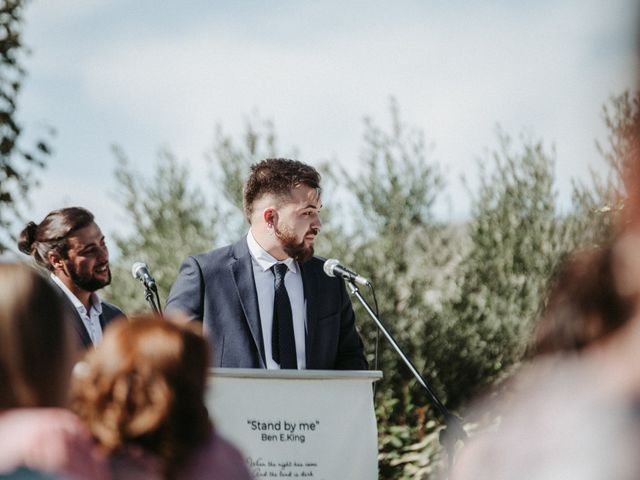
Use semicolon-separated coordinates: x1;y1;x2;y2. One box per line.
17;222;38;254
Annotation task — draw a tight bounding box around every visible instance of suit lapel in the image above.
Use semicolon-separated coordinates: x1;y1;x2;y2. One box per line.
230;240;266;366
301;262;320;367
99;305;108;330
72;308;93;349
50;279;93;349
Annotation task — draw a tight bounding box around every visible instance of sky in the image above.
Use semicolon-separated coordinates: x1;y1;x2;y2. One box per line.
15;0;639;253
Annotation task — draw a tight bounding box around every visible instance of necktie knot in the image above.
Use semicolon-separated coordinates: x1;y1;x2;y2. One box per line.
273;262;288;282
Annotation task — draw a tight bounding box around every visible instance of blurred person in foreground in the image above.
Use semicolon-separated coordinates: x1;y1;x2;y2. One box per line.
166;158;366;370
0;263;107;479
18;207;124;349
72;315;254;480
448;229;640;480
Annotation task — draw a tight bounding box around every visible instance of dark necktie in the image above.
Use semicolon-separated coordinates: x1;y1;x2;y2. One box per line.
271;263;297;369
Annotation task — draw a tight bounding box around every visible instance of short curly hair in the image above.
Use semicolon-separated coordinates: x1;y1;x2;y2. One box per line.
243;158;321;223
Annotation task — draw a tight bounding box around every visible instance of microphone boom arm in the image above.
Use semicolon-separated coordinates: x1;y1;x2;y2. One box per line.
345;280;466;462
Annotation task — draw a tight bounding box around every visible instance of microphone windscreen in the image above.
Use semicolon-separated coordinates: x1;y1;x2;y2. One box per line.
323;258;340;277
131;262;147;279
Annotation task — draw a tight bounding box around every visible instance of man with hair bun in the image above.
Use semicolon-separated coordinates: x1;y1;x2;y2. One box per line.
167;158;367;370
18;207;124;349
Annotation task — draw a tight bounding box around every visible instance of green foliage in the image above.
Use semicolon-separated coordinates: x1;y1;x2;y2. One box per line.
319;99;460;479
598;91;640;185
377;393;445;480
326;103;619;478
322;100;451;380
442;132;574;407
104;148;217;313
0;0;52;252
568;91;640;244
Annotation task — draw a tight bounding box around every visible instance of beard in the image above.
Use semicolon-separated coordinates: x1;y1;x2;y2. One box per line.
67;261;111;292
274;225;318;263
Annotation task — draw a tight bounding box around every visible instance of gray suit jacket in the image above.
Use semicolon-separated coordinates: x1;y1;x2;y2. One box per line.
166;238;367;370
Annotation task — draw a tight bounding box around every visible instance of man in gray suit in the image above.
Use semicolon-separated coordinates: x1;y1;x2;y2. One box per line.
166;158;367;370
18;207;124;349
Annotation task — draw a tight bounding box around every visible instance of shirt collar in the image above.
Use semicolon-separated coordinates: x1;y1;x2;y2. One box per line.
246;230;298;273
50;273;103;315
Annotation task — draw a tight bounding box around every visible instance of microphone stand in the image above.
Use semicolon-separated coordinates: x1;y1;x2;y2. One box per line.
346;280;466;468
144;284;162;315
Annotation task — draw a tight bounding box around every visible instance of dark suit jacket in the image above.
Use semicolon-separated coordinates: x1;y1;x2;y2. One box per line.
166;238;367;370
52;281;125;349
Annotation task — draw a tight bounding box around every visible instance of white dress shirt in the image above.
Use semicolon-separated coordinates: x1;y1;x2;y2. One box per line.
246;231;307;369
50;273;104;346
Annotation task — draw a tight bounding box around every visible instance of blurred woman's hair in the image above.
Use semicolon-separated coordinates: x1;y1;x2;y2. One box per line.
0;263;74;408
72;316;212;478
532;231;640;356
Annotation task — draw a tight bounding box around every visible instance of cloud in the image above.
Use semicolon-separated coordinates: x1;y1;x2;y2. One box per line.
18;0;639;238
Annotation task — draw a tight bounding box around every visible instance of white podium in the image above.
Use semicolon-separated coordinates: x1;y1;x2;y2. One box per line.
206;368;382;479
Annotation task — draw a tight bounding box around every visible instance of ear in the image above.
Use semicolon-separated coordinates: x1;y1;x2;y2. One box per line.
47;251;65;272
263;207;277;228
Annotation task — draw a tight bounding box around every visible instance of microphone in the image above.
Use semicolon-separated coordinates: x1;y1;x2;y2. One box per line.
131;262;157;291
323;259;370;286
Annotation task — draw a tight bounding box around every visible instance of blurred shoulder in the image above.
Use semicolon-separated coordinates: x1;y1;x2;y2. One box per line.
180;432;253;480
0;408;107;479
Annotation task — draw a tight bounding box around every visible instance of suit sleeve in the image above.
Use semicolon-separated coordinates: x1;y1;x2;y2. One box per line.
334;280;368;370
165;256;205;322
